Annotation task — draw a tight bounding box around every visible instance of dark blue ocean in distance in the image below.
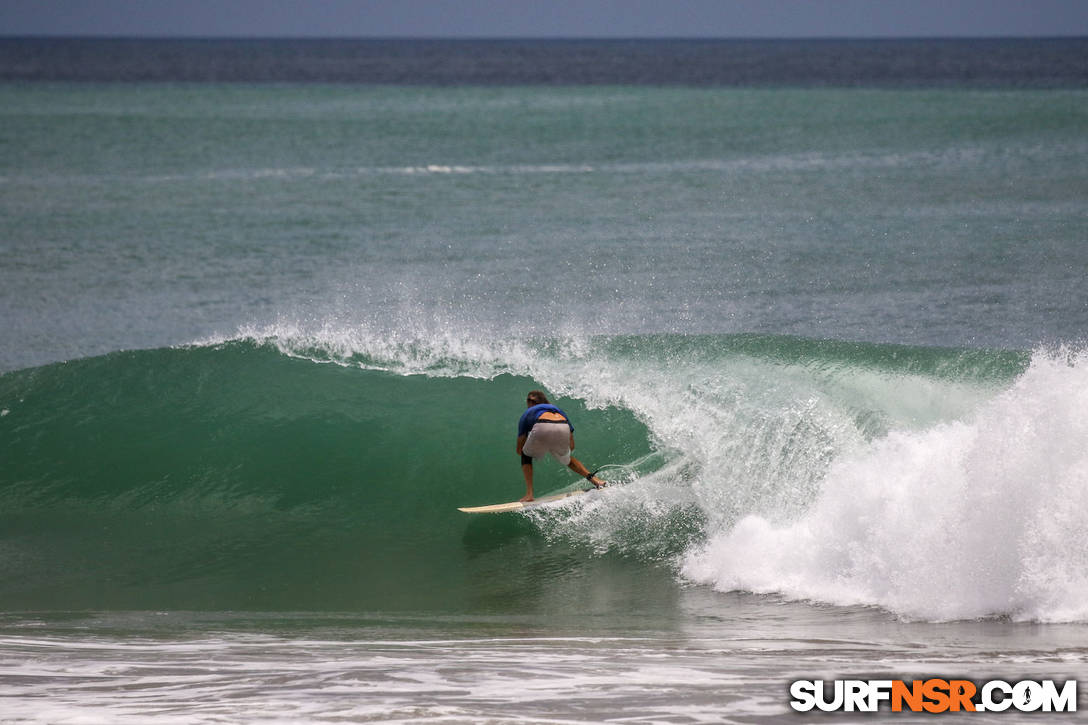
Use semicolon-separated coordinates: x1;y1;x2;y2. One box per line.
2;36;1088;723
2;37;1087;86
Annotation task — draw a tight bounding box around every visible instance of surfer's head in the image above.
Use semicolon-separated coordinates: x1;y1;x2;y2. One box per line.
526;390;549;407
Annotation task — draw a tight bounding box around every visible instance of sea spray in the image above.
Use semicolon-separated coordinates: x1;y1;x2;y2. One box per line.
681;348;1088;622
508;334;1024;569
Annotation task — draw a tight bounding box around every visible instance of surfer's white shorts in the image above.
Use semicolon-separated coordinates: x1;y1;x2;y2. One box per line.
522;422;572;465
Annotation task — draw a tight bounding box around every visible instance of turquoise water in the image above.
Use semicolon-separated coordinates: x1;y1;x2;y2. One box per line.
2;68;1088;721
3;85;1086;371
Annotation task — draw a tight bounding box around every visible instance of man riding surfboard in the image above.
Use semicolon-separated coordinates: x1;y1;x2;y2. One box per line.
516;390;604;502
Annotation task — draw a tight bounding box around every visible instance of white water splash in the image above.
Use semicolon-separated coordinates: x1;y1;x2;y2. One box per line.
682;349;1088;622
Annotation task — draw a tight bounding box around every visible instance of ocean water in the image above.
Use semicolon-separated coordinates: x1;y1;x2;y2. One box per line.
1;39;1088;723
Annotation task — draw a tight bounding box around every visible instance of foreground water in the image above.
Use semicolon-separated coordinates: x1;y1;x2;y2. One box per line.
2;38;1088;722
3;603;1087;724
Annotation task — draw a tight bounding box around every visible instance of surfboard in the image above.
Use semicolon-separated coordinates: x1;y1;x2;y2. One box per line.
457;488;596;513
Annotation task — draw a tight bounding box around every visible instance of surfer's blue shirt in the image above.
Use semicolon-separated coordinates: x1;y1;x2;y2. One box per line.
518;404;573;436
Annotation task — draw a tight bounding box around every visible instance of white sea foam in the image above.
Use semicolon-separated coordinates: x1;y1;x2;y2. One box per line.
20;138;1088;191
681;349;1088;622
3;608;1082;725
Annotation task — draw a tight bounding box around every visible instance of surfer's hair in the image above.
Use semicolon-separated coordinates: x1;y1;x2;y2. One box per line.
526;390;549;406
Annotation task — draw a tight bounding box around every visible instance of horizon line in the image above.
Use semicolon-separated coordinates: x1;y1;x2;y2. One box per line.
3;34;1087;42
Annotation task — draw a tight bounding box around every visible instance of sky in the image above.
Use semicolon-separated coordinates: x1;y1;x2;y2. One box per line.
1;0;1087;39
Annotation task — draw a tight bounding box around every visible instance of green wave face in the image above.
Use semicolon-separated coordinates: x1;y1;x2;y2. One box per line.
0;334;1027;613
0;341;656;612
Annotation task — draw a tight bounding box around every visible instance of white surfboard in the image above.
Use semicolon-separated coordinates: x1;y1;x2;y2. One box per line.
457;488;596;513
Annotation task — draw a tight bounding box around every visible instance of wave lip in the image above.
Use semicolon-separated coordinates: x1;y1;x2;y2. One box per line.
681;348;1088;623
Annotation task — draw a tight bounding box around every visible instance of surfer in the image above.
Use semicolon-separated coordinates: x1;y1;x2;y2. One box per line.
517;390;604;502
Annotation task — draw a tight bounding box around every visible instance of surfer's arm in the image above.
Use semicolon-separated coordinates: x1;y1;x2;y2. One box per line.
516;434;527;455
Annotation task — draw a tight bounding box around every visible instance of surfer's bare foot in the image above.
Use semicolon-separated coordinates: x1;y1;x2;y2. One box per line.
589;477;605;489
519;494;534;502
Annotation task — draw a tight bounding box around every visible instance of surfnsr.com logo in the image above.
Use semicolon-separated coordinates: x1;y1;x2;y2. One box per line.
789;679;1077;713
